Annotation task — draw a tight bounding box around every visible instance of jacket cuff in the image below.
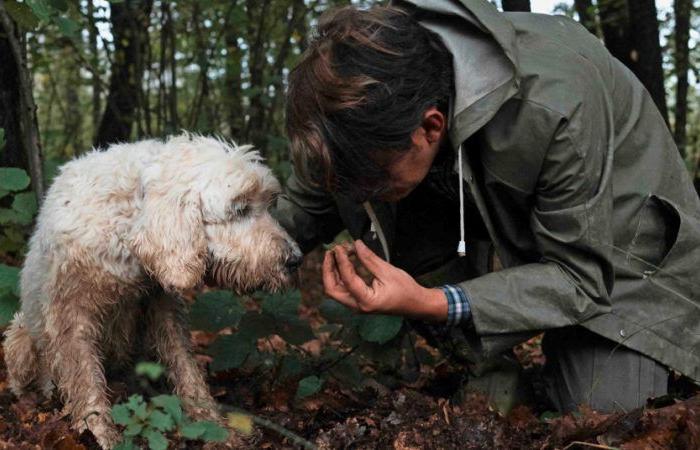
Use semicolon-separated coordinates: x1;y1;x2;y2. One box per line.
442;284;472;326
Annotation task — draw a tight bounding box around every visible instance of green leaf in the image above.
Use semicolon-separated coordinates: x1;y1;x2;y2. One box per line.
234;311;276;342
279;354;303;380
0;168;31;191
114;438;137;450
111;404;134;426
126;395;148;420
4;1;39;29
151;395;182;425
0;208;20;225
197;420;228;442
208;333;255;372
180;421;206;439
25;0;51;21
123;422;143;437
148;409;174;432
0;292;19;327
0;264;20;296
143;428;168;450
56;16;78;38
189;290;245;331
276;316;315;346
134;361;164;381
319;298;354;324
295;375;323;399
358;315;403;344
0;128;5;149
11;192;37;225
47;0;68;11
261;290;301;319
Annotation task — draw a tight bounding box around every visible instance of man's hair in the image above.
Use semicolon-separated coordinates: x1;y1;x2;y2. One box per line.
286;6;453;201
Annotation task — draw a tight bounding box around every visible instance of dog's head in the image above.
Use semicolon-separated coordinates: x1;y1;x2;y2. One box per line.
129;134;302;294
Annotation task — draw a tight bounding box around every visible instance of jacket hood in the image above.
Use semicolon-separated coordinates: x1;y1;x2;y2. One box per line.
391;0;521;147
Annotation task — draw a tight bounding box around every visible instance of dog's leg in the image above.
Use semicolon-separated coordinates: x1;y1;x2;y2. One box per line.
146;293;219;421
45;280;122;450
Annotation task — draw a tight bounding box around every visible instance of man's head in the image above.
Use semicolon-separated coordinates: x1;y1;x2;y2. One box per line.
286;6;453;202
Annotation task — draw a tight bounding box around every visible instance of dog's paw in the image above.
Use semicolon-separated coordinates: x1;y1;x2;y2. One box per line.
81;412;121;450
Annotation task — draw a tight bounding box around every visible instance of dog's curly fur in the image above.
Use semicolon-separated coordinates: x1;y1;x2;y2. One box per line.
2;134;301;449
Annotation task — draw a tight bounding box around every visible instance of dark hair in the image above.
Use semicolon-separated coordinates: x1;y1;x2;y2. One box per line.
286;6;453;201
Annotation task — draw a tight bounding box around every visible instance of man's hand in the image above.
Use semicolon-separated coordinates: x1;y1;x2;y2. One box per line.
322;240;448;322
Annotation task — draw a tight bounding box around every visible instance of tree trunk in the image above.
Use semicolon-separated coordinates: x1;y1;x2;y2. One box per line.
598;0;668;125
672;0;692;157
224;12;243;139
87;0;101;140
574;0;599;36
95;0;152;148
0;4;44;202
502;0;531;12
627;0;668;124
244;0;272;153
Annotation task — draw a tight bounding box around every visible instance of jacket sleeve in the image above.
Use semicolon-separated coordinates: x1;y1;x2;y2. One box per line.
272;169;344;254
459;95;616;345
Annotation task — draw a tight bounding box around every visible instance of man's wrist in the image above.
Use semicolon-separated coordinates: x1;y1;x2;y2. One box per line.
413;287;449;322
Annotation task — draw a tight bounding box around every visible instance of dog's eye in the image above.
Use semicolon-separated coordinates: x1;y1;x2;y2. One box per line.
231;203;251;218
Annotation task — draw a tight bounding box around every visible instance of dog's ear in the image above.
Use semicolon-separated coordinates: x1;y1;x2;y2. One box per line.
128;183;207;292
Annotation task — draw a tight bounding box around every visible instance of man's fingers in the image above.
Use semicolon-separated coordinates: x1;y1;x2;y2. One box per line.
334;245;373;302
322;250;360;309
354;240;390;276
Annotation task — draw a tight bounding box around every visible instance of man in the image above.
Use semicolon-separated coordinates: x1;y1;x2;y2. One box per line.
274;0;700;413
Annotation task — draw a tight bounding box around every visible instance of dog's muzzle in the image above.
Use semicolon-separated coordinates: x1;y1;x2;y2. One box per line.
284;247;303;273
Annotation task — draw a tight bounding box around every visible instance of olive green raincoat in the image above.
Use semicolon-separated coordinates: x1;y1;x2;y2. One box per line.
275;0;700;382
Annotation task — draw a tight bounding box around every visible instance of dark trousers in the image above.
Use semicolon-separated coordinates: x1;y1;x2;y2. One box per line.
542;326;669;413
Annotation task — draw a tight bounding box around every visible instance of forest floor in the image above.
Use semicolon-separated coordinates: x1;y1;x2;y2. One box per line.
1;250;699;449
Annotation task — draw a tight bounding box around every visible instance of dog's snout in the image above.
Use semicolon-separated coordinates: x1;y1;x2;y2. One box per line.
285;251;303;272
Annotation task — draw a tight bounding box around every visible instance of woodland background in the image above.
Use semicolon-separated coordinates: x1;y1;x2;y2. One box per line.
0;1;700;449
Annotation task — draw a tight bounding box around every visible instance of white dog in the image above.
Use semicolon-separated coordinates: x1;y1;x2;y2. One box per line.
3;134;302;448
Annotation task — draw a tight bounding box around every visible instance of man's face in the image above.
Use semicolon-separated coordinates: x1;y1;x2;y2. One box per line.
375;108;446;202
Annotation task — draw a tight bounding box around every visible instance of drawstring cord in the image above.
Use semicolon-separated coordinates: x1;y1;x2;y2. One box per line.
457;144;466;257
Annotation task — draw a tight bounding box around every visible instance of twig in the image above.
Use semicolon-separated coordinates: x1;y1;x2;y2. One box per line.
562;442;620;450
218;404;317;450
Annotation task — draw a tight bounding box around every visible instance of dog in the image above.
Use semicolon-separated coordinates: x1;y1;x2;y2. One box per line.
2;134;302;449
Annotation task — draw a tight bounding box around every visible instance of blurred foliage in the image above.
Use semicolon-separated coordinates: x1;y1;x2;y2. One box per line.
111;363;228;450
197;289;409;399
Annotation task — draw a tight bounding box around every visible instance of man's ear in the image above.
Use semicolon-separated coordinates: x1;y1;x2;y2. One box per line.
421;107;446;145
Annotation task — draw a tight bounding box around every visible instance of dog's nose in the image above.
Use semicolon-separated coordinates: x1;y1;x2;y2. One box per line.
285;252;303;272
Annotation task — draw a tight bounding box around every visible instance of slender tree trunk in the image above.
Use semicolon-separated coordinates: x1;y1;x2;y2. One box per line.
244;0;272;152
62;41;83;155
95;0;152;148
574;0;600;36
598;0;668;125
598;0;633;66
0;2;44;202
502;0;531;12
627;0;668;124
672;0;692;157
224;11;243;139
165;2;178;133
87;0;101;140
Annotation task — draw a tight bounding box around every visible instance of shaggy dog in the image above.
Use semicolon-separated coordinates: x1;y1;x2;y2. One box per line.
2;134;302;449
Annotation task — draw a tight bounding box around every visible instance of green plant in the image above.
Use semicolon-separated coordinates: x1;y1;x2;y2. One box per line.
0;167;37;254
0;263;20;326
112;363;228;450
199;288;406;400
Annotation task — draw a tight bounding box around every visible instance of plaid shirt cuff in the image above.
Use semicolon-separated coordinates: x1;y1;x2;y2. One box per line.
441;284;471;326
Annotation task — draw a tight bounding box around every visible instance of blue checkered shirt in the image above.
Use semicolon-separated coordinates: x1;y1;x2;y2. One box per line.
441;284;471;326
